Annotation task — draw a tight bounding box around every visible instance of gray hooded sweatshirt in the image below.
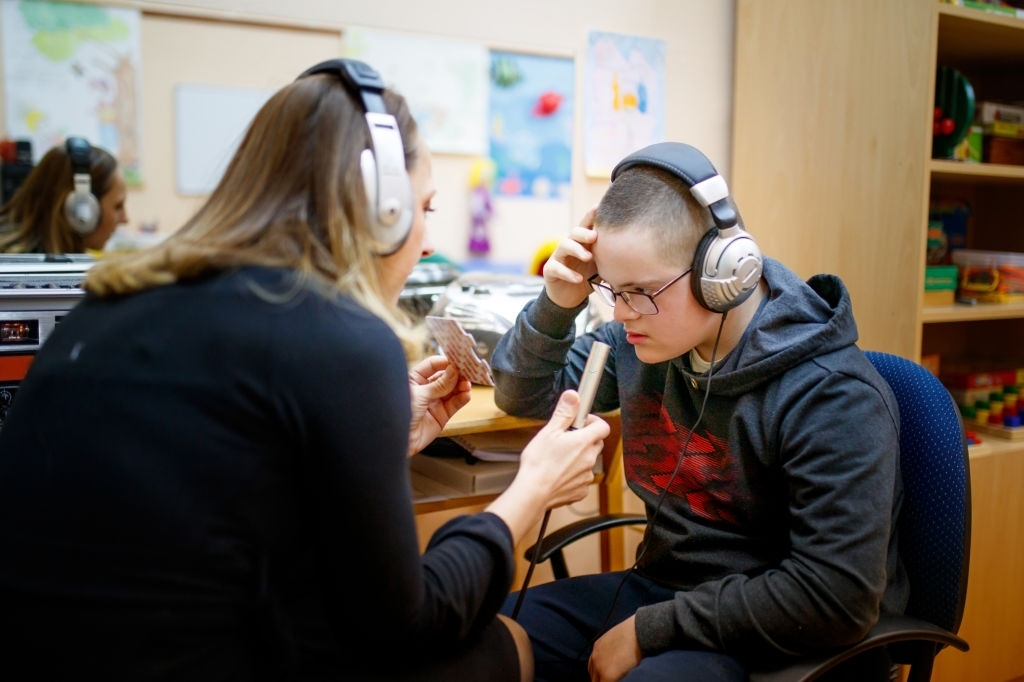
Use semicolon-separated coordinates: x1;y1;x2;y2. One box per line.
491;256;909;663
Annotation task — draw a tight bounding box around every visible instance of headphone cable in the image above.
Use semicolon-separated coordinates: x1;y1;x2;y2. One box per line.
512;311;728;627
576;310;728;657
510;507;550;620
512;338;611;619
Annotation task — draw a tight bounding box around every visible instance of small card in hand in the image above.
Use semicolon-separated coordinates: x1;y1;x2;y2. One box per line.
424;316;495;386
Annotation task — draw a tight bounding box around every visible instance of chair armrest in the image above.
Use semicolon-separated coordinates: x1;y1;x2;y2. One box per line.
748;614;969;682
525;513;646;563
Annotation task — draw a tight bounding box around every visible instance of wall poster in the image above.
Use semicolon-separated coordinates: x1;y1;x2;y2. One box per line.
1;0;144;184
488;50;574;199
342;26;489;156
583;30;666;179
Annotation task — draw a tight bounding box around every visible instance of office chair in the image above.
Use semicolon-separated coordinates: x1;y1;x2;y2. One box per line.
524;351;971;682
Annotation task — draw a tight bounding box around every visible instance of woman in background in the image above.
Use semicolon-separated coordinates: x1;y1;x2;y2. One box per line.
0;59;609;681
0;138;128;254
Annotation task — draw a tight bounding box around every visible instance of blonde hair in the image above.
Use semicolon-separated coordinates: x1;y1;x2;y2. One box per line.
85;74;425;358
594;165;712;268
0;142;119;254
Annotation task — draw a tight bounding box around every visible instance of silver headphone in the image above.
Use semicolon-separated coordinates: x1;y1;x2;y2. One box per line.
611;142;763;313
297;58;414;256
63;136;101;236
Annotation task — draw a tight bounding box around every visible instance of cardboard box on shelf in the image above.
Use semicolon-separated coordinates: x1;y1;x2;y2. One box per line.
978;100;1024;125
410;451;519;495
924;264;958;306
983;120;1024;139
925;264;959;291
984;135;1024;165
924;290;956;306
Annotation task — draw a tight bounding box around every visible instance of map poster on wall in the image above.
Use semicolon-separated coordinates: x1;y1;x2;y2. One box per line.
342;26;488;156
0;0;143;184
488;50;574;199
583;30;666;179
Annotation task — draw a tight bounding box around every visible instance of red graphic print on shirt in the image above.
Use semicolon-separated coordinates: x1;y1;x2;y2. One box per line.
623;397;738;524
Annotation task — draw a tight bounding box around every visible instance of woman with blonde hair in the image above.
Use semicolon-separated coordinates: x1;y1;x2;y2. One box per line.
0;138;127;253
0;59;609;681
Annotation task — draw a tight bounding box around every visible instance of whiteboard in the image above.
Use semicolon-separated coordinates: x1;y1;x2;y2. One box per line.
174;83;275;195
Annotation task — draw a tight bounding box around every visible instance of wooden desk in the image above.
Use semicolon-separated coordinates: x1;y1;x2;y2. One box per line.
412;386;626;574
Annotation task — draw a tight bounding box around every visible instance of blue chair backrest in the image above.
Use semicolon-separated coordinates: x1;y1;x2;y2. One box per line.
864;351;971;634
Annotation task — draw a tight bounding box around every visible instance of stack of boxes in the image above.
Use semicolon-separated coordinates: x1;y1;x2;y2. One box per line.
950;101;1024;165
979;101;1024;166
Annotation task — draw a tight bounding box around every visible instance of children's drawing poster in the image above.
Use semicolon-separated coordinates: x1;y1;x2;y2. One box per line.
488;50;574;199
342;26;489;156
1;0;145;184
584;31;666;178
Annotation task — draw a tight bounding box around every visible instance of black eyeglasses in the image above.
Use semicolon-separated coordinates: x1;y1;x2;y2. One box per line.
588;268;692;315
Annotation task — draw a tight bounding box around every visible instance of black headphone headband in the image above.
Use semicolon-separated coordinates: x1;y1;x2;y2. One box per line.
297;58;413;256
610;142;763;313
611;141;739;231
299;58;387;115
65;136;92;176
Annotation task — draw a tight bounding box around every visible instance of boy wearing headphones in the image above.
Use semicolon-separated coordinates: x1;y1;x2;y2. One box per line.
491;142;908;681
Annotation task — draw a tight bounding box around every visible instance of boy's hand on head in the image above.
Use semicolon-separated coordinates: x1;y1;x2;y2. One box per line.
543;206;599;309
576;205;597;229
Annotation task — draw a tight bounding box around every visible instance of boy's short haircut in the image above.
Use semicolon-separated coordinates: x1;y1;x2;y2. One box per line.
595;165;708;267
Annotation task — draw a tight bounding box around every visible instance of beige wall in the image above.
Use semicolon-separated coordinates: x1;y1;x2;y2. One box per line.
0;0;736;268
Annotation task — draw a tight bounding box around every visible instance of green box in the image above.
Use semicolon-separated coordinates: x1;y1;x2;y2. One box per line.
925;265;959;291
953;124;983;163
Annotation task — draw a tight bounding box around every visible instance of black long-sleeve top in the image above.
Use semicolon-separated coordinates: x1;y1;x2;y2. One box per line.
0;266;515;680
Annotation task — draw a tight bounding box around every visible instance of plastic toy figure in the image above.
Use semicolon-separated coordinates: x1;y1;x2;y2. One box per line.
468;157;495;255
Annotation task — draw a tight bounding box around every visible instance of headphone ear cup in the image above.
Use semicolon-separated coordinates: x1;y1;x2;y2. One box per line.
692;227;764;313
298;59;413;256
63;136;101;237
360;147;379;230
64;186;100;236
690;228;717;311
360;147;412;254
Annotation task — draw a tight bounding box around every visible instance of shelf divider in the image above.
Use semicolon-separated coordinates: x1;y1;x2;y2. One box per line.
922;300;1024;323
930;159;1024;185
